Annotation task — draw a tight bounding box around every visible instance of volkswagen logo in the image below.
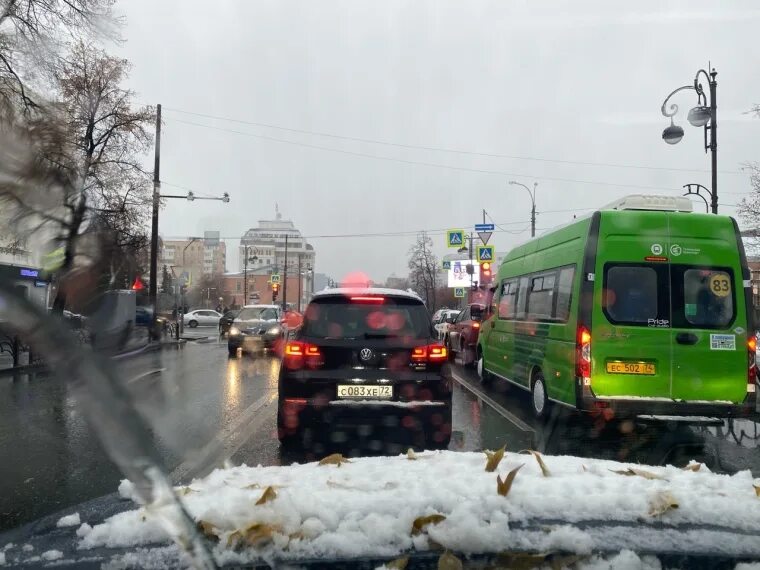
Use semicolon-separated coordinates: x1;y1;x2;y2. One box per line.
359;348;374;362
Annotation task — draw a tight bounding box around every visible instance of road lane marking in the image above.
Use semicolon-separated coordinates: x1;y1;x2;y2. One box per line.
126;368;166;384
169;391;277;483
451;369;535;434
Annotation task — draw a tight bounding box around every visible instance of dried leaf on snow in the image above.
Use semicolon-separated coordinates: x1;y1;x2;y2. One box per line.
682;463;702;472
438;551;463;570
484;445;506;472
497;464;524;497
227;523;281;548
520;450;550;477
611;467;663;480
255;486;277;505
412;514;447;535
319;453;351;467
754;484;760;497
407;448;418;461
648;491;679;516
386;555;410;569
196;520;219;542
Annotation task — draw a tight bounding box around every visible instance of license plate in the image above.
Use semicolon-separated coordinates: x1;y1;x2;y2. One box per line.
606;361;656;375
337;385;393;399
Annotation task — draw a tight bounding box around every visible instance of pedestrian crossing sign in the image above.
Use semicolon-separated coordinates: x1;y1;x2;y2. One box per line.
476;245;494;262
447;229;464;248
454;287;465;298
442;260;451;270
270;273;281;284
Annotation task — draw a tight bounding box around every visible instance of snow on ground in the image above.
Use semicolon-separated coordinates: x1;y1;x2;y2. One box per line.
75;450;760;565
56;512;81;528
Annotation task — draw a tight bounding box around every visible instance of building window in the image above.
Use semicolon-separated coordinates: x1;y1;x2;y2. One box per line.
236;282;241;292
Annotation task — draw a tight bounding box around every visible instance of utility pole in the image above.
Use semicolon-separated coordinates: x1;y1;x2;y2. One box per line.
297;254;302;312
282;235;288;311
243;245;249;304
709;69;718;214
149;104;161;308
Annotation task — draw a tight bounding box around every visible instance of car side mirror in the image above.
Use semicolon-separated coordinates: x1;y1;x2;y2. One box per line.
470;308;484;321
446;316;456;324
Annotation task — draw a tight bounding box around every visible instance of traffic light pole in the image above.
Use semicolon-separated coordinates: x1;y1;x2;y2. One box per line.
282;235;288;311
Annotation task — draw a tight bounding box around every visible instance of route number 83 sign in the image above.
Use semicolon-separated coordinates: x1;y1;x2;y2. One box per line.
709;273;731;298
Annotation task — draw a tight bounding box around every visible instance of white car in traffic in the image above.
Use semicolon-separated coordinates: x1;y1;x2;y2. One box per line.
432;309;460;340
183;309;222;328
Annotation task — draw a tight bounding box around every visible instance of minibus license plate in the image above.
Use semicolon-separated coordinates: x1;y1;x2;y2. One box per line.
337;385;393;399
606;362;656;375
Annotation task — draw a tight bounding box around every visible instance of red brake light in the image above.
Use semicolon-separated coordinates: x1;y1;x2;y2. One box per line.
576;326;591;381
411;344;447;363
284;341;323;369
350;296;385;303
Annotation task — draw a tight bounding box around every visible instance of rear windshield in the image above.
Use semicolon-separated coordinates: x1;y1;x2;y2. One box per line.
603;263;736;329
301;296;432;339
237;307;279;320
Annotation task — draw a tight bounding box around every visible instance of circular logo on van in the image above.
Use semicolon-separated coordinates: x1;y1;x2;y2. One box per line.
359;348;374;362
651;243;663;255
670;244;682;256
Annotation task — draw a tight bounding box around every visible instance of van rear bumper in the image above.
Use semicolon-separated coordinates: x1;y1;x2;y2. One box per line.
578;393;757;418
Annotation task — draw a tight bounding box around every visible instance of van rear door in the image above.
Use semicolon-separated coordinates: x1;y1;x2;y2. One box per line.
667;217;748;404
589;210;674;399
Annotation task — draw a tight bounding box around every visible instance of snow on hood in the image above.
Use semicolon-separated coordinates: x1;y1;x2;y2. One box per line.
73;450;760;565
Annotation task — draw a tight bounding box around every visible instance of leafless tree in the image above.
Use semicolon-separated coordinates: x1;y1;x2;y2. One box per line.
408;232;440;313
0;39;153;311
0;0;117;114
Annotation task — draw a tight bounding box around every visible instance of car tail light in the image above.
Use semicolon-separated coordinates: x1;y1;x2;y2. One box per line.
411;344;448;363
472;322;480;329
284;341;324;370
350;296;385;303
576;326;591;382
748;336;757;392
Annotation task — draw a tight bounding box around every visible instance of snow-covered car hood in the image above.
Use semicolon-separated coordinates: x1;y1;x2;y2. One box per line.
4;450;760;568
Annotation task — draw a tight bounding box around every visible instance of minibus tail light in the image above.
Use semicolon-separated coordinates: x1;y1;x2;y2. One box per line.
576;326;591;381
748;336;757;392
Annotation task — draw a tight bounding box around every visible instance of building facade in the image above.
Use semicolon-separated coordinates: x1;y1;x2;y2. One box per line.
222;271;309;310
238;209;316;306
159;234;226;286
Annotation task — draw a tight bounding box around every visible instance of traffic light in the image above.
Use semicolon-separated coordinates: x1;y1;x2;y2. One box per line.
479;262;492;284
131;276;145;291
272;282;280;301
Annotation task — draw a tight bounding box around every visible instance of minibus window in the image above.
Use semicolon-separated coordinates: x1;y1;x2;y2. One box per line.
682;269;734;328
555;266;575;322
604;265;661;325
498;279;518;319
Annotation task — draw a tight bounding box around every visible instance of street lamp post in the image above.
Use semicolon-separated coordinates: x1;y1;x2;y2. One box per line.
661;66;718;214
508;181;538;237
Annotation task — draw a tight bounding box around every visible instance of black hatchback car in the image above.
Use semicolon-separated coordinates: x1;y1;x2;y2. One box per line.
277;288;452;450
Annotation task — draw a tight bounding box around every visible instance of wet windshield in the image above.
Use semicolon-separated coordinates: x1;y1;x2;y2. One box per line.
237;307;279;321
2;1;760;568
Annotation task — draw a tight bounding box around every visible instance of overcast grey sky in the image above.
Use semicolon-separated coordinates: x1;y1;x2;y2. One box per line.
114;1;760;282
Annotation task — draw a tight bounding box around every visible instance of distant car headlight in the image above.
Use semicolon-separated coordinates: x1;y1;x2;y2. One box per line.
229;326;241;336
266;326;282;336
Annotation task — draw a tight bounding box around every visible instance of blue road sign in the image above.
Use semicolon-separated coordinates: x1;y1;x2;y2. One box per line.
442;260;451;270
474;223;495;232
446;229;464;248
454;287;465;298
477;245;494;262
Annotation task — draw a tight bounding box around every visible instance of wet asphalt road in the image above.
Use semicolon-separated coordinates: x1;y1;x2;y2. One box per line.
2;327;760;531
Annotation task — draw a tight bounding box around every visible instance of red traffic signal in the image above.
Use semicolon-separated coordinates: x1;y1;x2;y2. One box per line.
131;276;145;291
479;262;492;283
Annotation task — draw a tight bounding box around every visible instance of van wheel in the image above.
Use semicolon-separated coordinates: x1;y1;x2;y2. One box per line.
477;348;491;385
531;369;549;420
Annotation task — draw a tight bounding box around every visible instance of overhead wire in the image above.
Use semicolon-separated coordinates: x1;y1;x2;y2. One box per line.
162;106;745;176
165;117;711;194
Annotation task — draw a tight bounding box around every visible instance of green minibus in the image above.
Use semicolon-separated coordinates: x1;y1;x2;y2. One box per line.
477;194;757;419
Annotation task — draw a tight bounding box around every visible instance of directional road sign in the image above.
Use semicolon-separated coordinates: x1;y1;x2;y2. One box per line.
477;231;492;245
476;245;494;262
446;229;464;248
442;260;451;270
474;223;494;232
270;273;281;284
454;287;465;298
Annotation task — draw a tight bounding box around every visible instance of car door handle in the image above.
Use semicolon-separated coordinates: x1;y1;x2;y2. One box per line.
675;332;699;345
